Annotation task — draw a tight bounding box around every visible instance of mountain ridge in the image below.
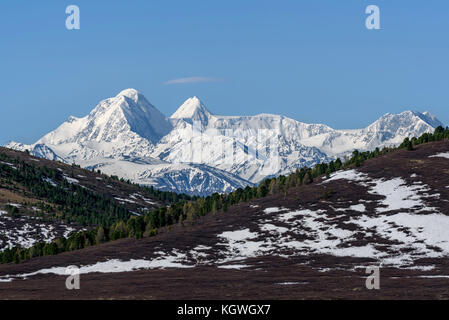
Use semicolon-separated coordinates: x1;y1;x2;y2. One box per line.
5;89;444;195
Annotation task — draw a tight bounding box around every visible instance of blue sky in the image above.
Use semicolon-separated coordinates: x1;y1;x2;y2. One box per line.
1;0;448;145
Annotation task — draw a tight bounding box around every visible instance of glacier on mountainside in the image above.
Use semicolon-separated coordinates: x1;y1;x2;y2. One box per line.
5;89;443;195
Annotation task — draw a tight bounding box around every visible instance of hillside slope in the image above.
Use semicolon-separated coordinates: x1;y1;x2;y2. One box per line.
1;140;449;299
0;147;188;252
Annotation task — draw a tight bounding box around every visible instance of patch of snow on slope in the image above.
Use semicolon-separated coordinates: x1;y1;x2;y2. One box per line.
263;207;286;214
325;169;369;184
6;203;21;208
218;264;250;270
429;152;449;159
260;224;289;234
326;169;439;214
277;209;325;223
63;176;79;184
0;216;81;251
0;251;194;282
0;161;16;169
217;229;269;263
353;212;449;256
218;229;258;242
319;168;447;265
114;197;136;204
371;178;434;213
349;204;366;212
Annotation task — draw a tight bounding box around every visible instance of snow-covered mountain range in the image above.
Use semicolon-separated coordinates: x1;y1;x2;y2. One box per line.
6;89;444;195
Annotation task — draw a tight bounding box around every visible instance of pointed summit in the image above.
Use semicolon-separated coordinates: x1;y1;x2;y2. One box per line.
367;110;444;133
36;89;172;149
116;88;144;104
117;88;140;98
419;111;444;128
171;97;212;123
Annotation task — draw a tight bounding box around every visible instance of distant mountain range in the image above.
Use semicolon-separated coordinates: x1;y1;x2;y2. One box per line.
6;89;444;195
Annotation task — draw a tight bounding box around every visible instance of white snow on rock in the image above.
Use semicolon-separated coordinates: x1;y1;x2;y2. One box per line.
183;169;447;268
6;203;21;208
352;212;449;257
0;214;81;251
218;264;250;270
114;197;136;204
278;209;325;223
63;176;79;184
0;161;16;169
0;254;194;282
63;226;76;238
429;152;449;159
263;207;285;214
5;89;442;195
0;223;52;251
326;169;439;213
218;229;258;242
371;178;433;213
125;193;157;206
325;169;369;184
349;204;366;212
2;164;448;281
260;223;289;234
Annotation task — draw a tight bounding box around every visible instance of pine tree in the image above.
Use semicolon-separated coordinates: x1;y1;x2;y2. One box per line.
95;226;106;244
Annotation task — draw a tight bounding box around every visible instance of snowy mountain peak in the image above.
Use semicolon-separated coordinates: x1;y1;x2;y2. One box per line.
171;96;211;123
4;87;444;196
79;89;173;144
419;111;444;128
67;116;79;123
15;89;173;163
367;110;439;131
116;88;141;101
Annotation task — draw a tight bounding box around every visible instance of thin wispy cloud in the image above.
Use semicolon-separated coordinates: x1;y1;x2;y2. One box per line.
164;77;223;85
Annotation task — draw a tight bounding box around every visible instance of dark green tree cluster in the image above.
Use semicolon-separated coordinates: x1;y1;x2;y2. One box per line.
0;153;192;226
400;126;449;150
345;147;394;168
401;138;414;151
0;159;131;226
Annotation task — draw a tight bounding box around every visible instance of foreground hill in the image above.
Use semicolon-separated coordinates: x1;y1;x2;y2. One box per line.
1;139;449;299
0;147;188;252
6;89;442;195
